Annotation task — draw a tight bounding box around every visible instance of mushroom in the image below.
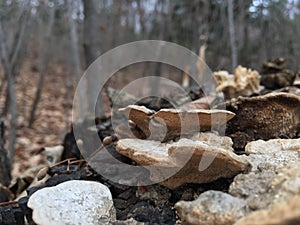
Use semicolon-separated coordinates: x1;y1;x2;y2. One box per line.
119;105;235;141
119;105;155;139
214;65;261;99
260;58;297;90
116;136;250;189
225;92;300;149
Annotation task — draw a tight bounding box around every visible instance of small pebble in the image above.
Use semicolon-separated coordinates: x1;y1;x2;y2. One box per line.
103;136;113;145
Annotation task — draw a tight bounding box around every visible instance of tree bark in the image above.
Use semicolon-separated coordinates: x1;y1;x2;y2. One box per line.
28;4;55;128
0;119;11;198
2;0;31;117
83;0;103;116
136;0;146;38
0;22;17;164
10;0;31;76
67;0;85;119
227;0;238;71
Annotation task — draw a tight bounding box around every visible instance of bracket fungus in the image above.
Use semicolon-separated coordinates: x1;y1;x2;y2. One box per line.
260;58;297;90
116;137;250;189
225;92;300;149
115;104;244;188
214;65;261;99
119;105;235;141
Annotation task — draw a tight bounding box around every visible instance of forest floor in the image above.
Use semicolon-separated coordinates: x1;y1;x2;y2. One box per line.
1;57;300;224
6;59;183;178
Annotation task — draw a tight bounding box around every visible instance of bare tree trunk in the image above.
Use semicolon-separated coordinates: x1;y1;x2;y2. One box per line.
2;91;10;118
136;0;146;38
0;119;11;202
83;0;103;116
10;0;31;75
0;119;11;185
67;0;85;119
2;0;31;117
227;0;238;71
110;0;121;47
28;4;55;128
149;0;169;94
0;23;18;163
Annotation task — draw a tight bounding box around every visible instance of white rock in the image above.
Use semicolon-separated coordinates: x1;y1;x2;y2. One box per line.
43;145;64;166
28;180;116;225
175;190;249;225
244;139;300;172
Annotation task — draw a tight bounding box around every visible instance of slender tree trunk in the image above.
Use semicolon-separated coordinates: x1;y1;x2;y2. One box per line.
0;120;11;184
136;0;146;38
83;0;103;117
2;0;31;117
150;0;169;94
0;23;18;163
227;0;238;71
2;88;10;117
67;0;85;119
10;0;31;75
111;0;121;47
0;119;11;202
28;4;55;128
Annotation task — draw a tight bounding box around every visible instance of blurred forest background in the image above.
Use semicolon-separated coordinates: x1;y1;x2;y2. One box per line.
0;0;300;172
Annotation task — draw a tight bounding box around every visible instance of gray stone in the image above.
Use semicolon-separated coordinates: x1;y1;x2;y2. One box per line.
244;139;300;172
229;171;276;210
229;139;300;211
28;180;116;225
175;190;249;225
235;162;300;225
110;218;145;225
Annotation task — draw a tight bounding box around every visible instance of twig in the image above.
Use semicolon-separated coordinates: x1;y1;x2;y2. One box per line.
0;201;18;207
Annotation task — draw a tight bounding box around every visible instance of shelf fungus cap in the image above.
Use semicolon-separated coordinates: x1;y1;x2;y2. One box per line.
214;66;261;99
119;105;155;138
116;137;250;189
226;92;300;141
119;105;235;141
